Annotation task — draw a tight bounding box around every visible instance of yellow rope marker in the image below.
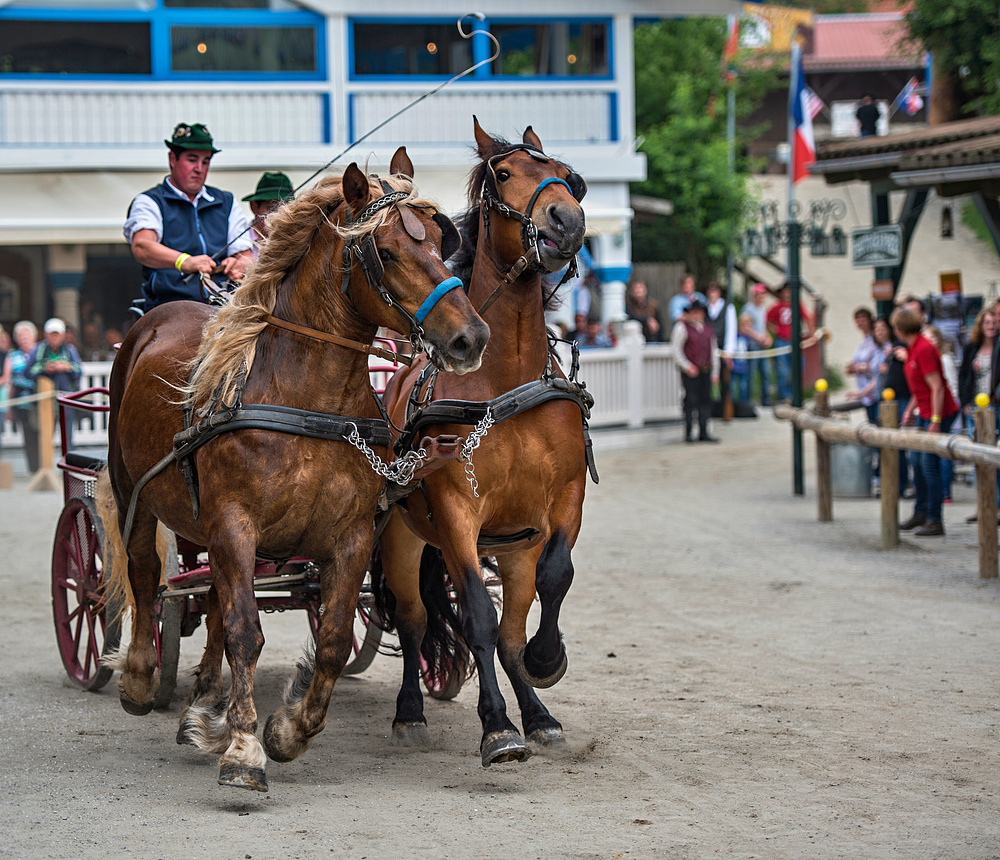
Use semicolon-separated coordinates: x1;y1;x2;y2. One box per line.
814;378;828;393
882;388;895;401
976;392;991;409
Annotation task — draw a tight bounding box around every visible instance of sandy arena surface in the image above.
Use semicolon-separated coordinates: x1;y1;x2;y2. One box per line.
2;412;1000;860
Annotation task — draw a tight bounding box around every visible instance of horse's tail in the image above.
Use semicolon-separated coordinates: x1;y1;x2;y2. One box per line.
95;468;133;621
370;541;397;632
417;545;473;688
370;541;473;687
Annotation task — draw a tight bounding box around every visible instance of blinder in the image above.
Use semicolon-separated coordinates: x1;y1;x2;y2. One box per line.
433;211;462;261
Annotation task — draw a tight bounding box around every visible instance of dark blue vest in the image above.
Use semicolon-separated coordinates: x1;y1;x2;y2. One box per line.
132;180;235;309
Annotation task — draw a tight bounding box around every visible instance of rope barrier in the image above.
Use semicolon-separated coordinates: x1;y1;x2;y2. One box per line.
719;327;831;360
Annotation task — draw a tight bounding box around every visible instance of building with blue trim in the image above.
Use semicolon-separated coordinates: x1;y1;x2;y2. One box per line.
0;0;746;335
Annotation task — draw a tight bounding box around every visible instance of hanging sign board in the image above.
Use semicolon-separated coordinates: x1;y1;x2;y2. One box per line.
852;225;903;268
871;279;894;301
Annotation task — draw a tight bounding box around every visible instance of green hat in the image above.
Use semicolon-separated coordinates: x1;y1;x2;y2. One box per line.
165;122;220;154
242;171;294;202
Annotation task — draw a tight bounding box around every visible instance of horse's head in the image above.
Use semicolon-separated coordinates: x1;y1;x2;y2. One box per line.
341;148;488;374
473;117;587;273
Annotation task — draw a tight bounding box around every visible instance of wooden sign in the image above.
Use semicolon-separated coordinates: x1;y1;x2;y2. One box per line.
872;279;894;301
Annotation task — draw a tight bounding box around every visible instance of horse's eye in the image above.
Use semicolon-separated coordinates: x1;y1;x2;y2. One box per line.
496;170;511;182
379;248;393;263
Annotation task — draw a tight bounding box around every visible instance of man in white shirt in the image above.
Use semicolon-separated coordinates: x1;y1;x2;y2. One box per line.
123;122;253;310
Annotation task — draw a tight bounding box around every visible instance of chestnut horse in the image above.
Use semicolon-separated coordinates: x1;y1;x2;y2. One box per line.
100;149;489;791
374;120;591;766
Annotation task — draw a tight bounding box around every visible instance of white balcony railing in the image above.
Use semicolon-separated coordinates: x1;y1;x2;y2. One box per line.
0;88;328;148
0;85;614;150
350;89;615;146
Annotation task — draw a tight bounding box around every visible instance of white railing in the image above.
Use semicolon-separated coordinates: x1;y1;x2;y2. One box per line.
350;89;614;146
0;87;327;148
0;85;614;150
1;336;682;452
570;327;682;429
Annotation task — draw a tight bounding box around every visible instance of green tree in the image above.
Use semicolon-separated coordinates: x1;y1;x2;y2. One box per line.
900;0;1000;117
631;19;780;281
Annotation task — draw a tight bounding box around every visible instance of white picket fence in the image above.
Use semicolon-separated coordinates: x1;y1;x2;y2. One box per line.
1;333;682;452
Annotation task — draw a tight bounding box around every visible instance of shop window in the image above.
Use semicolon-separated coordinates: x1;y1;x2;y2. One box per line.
491;22;608;77
0;20;151;74
353;22;473;77
171;25;315;73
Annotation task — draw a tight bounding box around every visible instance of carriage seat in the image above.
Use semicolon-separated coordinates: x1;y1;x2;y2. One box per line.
62;450;108;475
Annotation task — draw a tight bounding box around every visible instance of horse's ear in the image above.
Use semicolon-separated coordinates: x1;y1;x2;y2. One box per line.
389;146;415;180
473;115;497;158
432;212;462;261
523;125;544;151
343;163;371;211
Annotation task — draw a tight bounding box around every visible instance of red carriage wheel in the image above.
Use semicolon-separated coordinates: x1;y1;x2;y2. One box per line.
51;496;122;691
308;588;383;675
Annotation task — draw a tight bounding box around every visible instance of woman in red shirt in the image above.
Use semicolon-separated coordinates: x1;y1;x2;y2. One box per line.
892;306;959;536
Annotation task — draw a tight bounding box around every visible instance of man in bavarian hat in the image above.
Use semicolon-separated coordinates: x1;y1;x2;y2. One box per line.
124;122;253;310
242;171;294;260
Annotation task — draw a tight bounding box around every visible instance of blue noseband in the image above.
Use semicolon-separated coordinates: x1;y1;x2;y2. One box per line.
414;276;463;324
534;177;573;196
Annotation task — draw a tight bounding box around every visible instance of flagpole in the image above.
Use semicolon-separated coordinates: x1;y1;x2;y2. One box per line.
788;42;804;495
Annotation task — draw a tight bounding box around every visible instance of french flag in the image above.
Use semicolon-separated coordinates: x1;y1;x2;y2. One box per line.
790;43;815;184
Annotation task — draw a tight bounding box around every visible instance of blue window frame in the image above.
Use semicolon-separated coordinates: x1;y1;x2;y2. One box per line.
0;0;325;80
349;16;613;82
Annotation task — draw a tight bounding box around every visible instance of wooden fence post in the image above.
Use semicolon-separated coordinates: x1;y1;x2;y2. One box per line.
814;381;832;522
879;393;900;548
974;396;998;579
26;377;60;493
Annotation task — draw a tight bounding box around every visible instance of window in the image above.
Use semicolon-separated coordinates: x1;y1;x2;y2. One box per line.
0;0;323;79
165;0;303;10
350;17;610;79
172;25;315;73
353;22;472;77
492;22;608;77
0;20;151;74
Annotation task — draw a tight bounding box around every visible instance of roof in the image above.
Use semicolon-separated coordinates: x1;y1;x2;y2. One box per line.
805;13;923;72
812;115;1000;196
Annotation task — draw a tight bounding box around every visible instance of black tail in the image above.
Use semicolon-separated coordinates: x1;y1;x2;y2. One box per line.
371;542;474;686
417;545;473;687
370;542;397;633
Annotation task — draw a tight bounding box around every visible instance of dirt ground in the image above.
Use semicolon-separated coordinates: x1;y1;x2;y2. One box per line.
2;413;1000;860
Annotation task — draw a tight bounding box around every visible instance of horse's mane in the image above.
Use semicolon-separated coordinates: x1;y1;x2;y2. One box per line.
185;172;437;409
448;135;567;312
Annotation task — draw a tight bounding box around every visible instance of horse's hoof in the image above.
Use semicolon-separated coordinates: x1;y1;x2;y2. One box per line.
118;683;154;716
218;763;268;792
481;731;531;767
517;644;568;689
392;721;431;748
526;726;566;747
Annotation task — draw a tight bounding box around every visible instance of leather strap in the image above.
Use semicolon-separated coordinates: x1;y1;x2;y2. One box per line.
265;314;411;366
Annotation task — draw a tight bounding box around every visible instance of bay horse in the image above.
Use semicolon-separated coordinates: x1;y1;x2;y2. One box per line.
374;120;592;766
100;148;489;791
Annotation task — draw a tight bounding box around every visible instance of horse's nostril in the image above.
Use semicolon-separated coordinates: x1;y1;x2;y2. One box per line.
547;203;567;236
449;334;470;359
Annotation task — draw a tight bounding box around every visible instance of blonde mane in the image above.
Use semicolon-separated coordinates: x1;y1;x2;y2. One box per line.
185;172;436;409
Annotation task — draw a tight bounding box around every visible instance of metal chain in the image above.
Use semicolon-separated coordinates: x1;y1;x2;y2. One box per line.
459;409;494;498
346;423;430;485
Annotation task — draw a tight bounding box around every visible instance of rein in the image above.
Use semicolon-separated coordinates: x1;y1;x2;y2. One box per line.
263;314;412;367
